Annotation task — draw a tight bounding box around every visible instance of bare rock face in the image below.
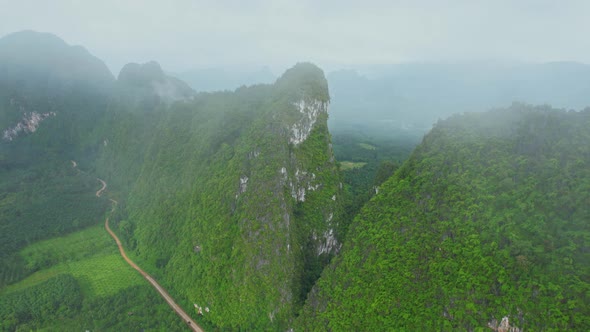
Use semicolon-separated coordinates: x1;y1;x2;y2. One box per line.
288;168;319;202
488;316;522;332
235;176;249;198
2;111;56;141
315;227;340;255
289;98;328;145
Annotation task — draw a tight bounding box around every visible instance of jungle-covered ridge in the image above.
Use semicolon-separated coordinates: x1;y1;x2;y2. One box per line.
297;104;590;331
0;30;589;331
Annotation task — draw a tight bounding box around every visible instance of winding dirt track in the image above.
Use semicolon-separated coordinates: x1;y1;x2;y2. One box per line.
98;179;203;331
96;179;107;197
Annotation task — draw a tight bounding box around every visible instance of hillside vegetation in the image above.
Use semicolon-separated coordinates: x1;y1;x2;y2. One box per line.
0;31;113;287
0;225;185;331
3;30;589;332
297;104;590;331
0;31;345;330
102;63;345;330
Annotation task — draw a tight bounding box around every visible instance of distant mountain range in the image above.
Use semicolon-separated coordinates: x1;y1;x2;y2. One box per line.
327;61;590;137
172;66;276;92
168;60;590;141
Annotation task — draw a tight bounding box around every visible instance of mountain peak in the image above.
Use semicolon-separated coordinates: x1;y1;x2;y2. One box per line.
117;61;194;102
118;61;166;84
0;30;114;91
276;62;330;102
0;30;67;48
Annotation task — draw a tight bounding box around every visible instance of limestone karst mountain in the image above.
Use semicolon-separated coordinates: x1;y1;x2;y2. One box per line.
0;31;344;330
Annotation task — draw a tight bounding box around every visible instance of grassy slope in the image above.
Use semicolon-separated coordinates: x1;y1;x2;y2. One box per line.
1;220;186;331
339;161;367;170
2;225;142;298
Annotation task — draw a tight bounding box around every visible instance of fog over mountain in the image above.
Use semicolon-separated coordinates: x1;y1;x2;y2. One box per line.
172;66;276;92
3;1;589;135
2;1;590;73
327;61;590;138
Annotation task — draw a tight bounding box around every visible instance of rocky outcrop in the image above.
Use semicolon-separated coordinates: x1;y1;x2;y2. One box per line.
2;111;56;141
315;228;340;255
289;169;320;202
289;98;328;145
488;316;522;332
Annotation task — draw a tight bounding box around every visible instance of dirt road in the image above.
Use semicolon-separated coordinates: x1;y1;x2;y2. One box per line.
100;181;203;331
96;179;107;197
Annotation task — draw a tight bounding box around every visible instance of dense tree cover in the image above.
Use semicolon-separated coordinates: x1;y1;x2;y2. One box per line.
0;274;83;331
4;31;589;332
1;220;188;331
99;62;345;330
296;104;590;331
0;274;185;332
0;32;349;330
0;31;118;289
0;160;109;286
0;31;190;330
331;130;416;238
42;285;186;332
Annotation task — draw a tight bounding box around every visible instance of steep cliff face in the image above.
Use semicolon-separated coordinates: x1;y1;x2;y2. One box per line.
107;63;344;330
295;104;590;331
289;98;328;145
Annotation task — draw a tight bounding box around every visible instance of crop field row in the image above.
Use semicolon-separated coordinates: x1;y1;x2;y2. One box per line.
2;224;143;298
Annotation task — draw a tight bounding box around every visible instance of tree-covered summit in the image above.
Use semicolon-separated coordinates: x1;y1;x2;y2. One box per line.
0;30;114;94
116;60;195;103
275;62;330;102
296;103;590;331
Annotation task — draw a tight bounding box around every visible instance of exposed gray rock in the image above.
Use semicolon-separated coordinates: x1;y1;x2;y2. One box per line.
289;98;328;145
488;316;521;332
3;111;56;141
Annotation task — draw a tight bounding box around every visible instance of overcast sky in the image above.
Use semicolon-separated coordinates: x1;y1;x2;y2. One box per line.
1;0;589;75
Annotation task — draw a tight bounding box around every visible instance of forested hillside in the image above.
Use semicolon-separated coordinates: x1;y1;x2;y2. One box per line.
296;104;590;331
0;31;345;330
3;30;589;332
102;63;345;330
0;31;114;287
0;31;188;331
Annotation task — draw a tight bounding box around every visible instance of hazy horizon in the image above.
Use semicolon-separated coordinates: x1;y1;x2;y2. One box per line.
1;1;590;75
